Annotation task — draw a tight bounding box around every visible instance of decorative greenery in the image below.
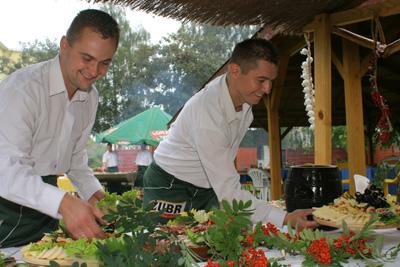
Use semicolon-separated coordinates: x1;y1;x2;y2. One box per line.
373;159;400;190
0;251;4;267
20;194;400;267
49;261;87;267
206;200;254;261
101;193;161;234
374;125;400;148
96;230;181;267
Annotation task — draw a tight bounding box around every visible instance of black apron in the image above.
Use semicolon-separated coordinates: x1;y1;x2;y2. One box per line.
143;162;219;218
0;175;59;248
135;165;148;187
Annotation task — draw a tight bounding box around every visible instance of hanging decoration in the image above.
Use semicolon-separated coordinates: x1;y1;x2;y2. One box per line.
369;17;392;144
300;33;315;130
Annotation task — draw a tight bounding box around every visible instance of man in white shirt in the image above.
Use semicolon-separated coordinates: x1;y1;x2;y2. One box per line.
134;145;153;187
102;143;119;173
102;143;123;194
143;38;317;230
0;9;119;247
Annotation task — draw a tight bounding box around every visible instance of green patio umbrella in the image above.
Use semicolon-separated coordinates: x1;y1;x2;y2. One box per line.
96;107;172;146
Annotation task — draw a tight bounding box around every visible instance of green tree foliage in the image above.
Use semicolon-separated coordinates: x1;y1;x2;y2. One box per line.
0;39;58;75
332;126;347;149
87;138;106;169
94;5;157;132
283;126;348;151
283;127;315;152
240;128;268;147
148;23;255;114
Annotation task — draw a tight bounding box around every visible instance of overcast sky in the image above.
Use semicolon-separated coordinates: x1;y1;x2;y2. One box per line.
0;0;181;50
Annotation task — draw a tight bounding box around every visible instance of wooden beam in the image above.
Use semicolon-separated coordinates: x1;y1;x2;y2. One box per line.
303;20;316;33
265;96;282;200
314;14;332;164
303;0;400;31
264;51;290;200
270;53;290;110
330;0;400;27
288;39;307;57
342;38;366;196
384;38;400;57
331;50;344;78
359;52;373;77
281;126;293;140
332;27;374;49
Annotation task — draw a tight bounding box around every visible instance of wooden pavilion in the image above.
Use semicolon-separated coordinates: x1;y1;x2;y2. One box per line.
94;0;400;199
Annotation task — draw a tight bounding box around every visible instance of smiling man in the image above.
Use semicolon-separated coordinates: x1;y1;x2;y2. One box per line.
144;38;318;230
0;9;119;247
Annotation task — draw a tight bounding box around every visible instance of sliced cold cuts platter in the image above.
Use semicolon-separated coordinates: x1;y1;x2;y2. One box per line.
313;190;400;230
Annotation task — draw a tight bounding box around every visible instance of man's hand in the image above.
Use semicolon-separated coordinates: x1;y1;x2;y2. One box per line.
58;193;106;240
283;209;318;230
88;190;105;206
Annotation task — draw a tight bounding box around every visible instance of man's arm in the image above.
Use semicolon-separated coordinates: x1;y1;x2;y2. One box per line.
194;127;286;227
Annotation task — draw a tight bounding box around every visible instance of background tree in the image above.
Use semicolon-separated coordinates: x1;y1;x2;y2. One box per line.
94;5;157;132
147;23;255;114
0;39;58;75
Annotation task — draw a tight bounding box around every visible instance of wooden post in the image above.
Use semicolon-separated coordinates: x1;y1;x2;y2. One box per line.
314;14;332;164
267;98;282;200
265;53;289;200
342;38;366;195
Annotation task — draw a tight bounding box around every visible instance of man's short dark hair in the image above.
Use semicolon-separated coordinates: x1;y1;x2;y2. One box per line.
67;9;120;48
229;38;279;74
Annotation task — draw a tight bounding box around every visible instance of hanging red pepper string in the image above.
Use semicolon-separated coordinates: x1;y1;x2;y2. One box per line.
368;17;392;143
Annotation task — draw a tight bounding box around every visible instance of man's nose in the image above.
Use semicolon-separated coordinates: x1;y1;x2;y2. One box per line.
262;81;272;94
88;61;99;77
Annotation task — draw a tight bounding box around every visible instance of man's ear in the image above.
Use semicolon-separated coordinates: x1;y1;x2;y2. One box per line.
60;36;68;53
228;63;241;79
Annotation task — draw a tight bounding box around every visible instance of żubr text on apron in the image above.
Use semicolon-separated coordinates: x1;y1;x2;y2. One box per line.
143;162;219;221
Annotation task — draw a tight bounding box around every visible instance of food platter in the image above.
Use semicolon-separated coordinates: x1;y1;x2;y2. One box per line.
312;190;400;230
313;215;399;230
22;255;74;266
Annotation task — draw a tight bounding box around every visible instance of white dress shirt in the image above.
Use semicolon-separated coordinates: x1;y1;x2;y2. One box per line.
102;151;119;168
135;150;153;166
155;73;286;227
0;56;103;218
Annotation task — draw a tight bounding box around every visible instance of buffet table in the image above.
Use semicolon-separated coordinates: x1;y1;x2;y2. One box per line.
94;172;136;184
2;227;400;266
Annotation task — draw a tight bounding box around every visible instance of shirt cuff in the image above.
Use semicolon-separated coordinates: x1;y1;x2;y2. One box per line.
76;178;103;200
252;202;287;228
38;184;66;219
264;206;287;228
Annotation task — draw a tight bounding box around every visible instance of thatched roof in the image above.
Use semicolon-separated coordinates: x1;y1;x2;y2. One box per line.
93;0;399;133
90;0;365;33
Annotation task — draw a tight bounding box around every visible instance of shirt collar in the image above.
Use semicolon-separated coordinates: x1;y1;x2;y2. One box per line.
220;73;251;123
48;55;90;102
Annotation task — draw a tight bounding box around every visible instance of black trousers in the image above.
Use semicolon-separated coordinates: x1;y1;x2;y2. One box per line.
0;175;59;248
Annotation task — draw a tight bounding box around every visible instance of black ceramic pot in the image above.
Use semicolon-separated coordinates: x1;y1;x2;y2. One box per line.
285;165;342;212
